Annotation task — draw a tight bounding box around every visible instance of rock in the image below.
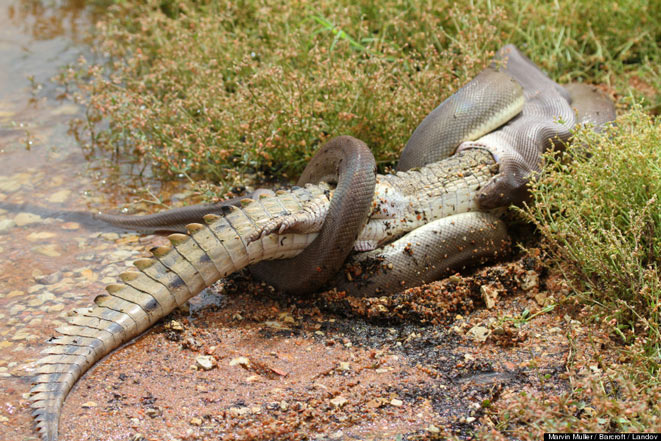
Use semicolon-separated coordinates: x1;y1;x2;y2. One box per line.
330;396;347;408
28;291;55;307
48;190;71;203
14;212;42;226
229;356;251;368
27;232;57;242
81;401;97;408
35;271;63;285
427;425;440;434
61;222;80;230
521;270;539;291
189;417;202;426
467;325;490;343
100;232;120;241
480;284;500;309
0;218;15;233
196;355;217;371
166;320;184;332
390;398;403;407
0;179;21;192
33;244;61;257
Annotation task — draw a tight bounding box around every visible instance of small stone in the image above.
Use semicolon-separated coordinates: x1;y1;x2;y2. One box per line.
81;401;97;408
7;290;24;298
45;304;65;312
467;326;490;343
390;398;403;407
100;232;120;241
0;178;21;192
338;362;351;371
426;425;440;434
48;190;71;203
61;222;80;230
77;268;97;282
0;218;15;233
166;320;184;332
330;396;347;408
189;417;202;426
33;244;61;257
27;232;56;242
196;355;217;371
0;341;12;349
229;406;251;417
229;356;251;368
35;272;63;285
534;292;548;307
14;212;42;226
521;270;539;291
465;416;476;423
480;284;500;309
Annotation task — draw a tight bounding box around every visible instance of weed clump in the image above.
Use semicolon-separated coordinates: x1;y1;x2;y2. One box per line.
64;0;660;193
523;106;660;367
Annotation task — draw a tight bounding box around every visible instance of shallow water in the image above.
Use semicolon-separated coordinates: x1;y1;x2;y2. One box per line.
0;2;184;438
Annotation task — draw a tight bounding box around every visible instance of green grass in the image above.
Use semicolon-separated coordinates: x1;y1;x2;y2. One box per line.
64;0;660;194
523;109;660;357
502;107;660;436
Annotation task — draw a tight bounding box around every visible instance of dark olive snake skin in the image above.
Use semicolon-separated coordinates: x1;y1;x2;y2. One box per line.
30;45;615;440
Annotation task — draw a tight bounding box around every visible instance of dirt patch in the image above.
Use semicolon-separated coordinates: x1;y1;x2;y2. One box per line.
56;253;575;440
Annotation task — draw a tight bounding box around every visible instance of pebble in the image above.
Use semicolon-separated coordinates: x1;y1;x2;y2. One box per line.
14;212;42;226
27;231;56;242
33;244;61;257
7;290;24;298
467;325;490;343
427;425;440;433
229;356;251;367
390;398;403;407
330;396;347;408
522;270;539;291
480;284;500;309
195;355;217;371
35;271;63;285
229;406;251;417
81;401;97;408
189;417;202;426
0;179;20;192
0;218;15;233
28;292;55;307
48;190;71;203
61;222;80;230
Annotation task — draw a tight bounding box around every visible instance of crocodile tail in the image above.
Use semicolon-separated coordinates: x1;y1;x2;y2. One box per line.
29;193;320;440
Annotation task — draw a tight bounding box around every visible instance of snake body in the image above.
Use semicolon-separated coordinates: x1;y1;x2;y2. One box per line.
95;45;615;296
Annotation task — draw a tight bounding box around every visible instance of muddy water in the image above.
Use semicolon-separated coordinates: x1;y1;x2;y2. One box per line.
0;1;182;439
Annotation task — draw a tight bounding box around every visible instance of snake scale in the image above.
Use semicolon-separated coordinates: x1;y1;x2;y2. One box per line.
31;45;615;440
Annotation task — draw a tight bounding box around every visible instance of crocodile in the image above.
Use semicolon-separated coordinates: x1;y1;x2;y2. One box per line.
29;148;501;440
